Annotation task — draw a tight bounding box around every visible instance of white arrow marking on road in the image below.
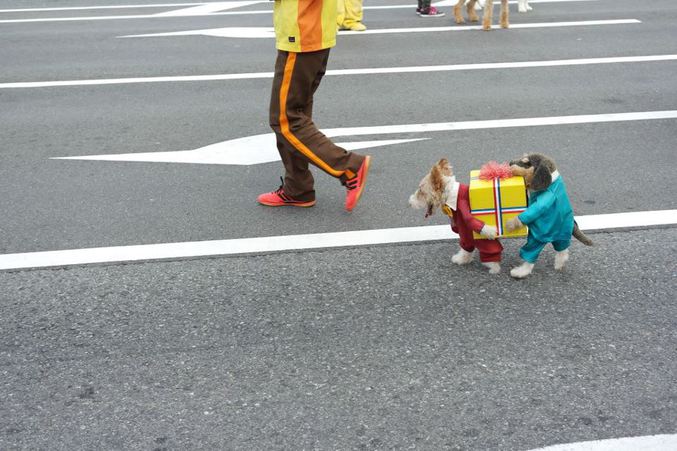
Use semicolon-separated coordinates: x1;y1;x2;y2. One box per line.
54;139;427;165
52;110;677;166
0;210;675;271
153;1;264;16
120;19;641;39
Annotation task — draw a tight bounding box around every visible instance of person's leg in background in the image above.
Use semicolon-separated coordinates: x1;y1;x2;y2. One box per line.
418;0;445;17
338;0;367;31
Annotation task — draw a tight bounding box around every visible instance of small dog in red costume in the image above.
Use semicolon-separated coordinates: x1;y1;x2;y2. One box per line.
409;159;503;274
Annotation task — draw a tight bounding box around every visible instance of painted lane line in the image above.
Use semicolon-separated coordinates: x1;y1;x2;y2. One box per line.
0;0;597;14
5;54;677;90
0;0;597;18
321;110;677;138
153;1;264;16
434;0;597;5
339;19;641;35
0;8;268;23
0;3;211;13
528;434;677;451
120;19;641;39
53;110;677;166
0;210;675;271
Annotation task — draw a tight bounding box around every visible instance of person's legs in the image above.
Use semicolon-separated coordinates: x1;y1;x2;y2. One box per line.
419;0;445;17
265;49;369;208
342;0;363;25
338;0;366;30
337;0;346;26
272;48;325;203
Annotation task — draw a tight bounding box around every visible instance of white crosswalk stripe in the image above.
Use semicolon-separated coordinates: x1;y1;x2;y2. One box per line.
1;210;675;271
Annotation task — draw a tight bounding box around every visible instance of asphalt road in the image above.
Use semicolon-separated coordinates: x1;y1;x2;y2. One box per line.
1;0;676;449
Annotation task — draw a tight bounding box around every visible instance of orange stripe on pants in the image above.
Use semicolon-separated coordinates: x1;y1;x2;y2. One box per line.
278;52;355;179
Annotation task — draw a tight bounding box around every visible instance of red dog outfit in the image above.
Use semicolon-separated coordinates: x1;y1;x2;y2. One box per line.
443;182;503;263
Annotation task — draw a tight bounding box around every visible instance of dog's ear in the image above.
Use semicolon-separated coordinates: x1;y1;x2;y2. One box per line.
531;159;552;191
430;164;444;194
436;159;453;177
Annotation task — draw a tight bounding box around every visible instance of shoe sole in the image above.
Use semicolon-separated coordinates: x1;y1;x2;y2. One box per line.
346;155;371;212
258;200;316;207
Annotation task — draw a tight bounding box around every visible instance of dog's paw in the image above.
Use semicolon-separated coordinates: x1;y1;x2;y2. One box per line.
480;225;498;240
510;262;534;278
505;217;522;233
554;249;569;270
452;249;474;265
482;262;501;274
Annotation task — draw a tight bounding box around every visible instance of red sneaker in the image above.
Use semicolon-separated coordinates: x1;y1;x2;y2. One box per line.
344;156;371;212
257;179;316;207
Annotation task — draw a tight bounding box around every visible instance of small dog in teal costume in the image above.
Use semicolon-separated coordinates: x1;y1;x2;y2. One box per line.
505;154;592;278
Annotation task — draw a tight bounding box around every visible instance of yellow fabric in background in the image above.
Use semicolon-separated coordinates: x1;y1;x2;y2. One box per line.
337;0;364;27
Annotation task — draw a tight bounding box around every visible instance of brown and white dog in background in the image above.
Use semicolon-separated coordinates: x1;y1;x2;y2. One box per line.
455;0;532;30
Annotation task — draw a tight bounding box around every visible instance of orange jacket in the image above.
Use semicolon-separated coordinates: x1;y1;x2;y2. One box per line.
273;0;337;52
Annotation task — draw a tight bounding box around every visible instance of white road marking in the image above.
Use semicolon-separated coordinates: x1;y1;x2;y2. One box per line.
0;6;268;23
6;54;675;90
528;434;677;451
54;138;427;165
0;210;675;271
0;0;597;20
0;0;596;13
52;110;677;166
434;0;596;5
153;1;262;16
120;19;641;39
0;3;214;13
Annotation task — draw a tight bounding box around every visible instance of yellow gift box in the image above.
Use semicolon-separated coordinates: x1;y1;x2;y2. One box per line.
469;170;528;239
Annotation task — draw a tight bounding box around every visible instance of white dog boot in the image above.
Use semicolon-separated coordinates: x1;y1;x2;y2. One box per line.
554;249;570;270
518;0;532;12
452;248;474;265
510;261;535;278
482;261;501;274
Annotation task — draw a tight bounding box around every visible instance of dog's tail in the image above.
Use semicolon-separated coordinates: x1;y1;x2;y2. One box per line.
572;220;593;246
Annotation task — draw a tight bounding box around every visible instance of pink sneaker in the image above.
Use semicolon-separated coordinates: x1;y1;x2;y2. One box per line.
344;156;371;212
257;179;315;207
419;6;445;17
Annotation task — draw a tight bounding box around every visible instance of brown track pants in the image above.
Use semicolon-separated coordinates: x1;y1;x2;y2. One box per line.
269;49;366;202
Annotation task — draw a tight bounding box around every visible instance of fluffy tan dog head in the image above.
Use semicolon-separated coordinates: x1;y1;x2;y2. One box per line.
409;159;454;217
509;153;557;191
